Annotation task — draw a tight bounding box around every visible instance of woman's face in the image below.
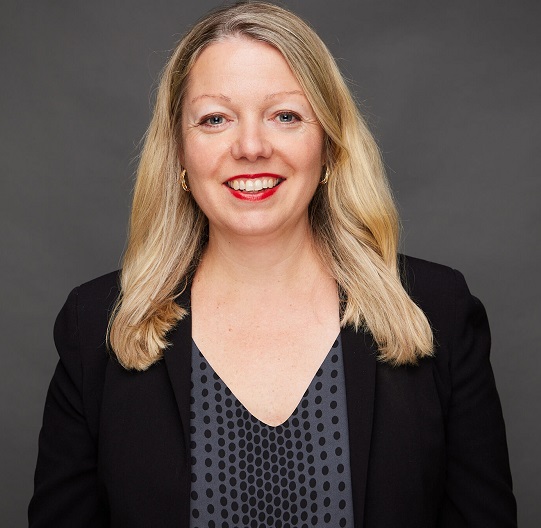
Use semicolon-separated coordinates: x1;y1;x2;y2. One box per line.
180;36;325;240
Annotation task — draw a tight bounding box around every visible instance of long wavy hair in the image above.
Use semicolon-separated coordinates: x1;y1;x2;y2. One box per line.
108;1;433;370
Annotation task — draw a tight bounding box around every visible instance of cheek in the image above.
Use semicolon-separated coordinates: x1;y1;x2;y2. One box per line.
294;137;325;177
181;149;211;188
183;134;228;176
185;181;215;224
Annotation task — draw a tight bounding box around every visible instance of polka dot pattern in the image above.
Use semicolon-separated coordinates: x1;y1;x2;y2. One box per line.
189;337;354;527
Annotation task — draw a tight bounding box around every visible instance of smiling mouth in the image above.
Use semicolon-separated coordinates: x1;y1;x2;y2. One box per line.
226;177;283;192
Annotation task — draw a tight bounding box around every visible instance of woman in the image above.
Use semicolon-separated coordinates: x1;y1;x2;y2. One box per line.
29;2;517;527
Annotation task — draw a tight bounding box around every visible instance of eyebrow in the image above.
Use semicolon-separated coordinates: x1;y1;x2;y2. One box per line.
190;90;306;104
264;90;305;101
190;93;232;104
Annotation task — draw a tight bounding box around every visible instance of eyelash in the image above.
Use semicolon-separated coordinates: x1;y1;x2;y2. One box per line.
198;111;301;128
200;115;226;127
275;111;300;124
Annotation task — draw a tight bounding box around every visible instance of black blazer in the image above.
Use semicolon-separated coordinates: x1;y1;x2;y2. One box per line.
29;256;517;527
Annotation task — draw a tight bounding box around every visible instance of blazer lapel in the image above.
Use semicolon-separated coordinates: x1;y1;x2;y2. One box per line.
342;325;377;528
164;287;193;454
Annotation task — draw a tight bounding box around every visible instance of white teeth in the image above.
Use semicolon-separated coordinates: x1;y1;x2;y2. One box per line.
227;177;282;192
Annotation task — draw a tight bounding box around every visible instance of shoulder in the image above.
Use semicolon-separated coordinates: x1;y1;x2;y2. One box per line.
399;254;489;368
48;271;122;438
398;254;476;327
56;271;121;334
399;254;464;299
53;271;121;378
73;270;121;312
399;254;492;393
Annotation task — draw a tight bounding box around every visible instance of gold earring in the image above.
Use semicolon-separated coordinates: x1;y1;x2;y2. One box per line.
180;168;190;192
320;166;330;185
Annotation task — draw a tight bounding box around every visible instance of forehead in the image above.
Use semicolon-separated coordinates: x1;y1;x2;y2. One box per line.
185;36;305;101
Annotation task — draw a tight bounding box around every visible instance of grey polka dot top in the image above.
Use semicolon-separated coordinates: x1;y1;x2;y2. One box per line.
189;337;354;528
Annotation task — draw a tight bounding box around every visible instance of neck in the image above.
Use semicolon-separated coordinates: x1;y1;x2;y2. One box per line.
195;220;327;292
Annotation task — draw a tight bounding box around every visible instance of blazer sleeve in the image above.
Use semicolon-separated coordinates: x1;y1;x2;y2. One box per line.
28;288;109;527
437;270;517;527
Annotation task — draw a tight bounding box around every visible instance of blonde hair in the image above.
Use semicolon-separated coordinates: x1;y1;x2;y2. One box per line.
109;1;433;370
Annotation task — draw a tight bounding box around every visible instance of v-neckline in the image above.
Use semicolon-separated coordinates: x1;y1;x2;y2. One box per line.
191;337;341;428
164;301;377;527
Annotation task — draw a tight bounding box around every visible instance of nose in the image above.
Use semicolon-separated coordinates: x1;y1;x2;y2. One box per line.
230;119;272;162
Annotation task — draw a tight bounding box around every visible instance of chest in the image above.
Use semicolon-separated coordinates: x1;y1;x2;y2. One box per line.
190;290;341;426
189;338;355;527
96;326;447;527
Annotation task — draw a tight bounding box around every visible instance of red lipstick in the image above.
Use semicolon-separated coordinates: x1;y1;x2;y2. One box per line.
225;173;283;201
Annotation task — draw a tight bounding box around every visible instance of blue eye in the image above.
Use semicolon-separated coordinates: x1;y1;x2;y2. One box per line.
203;115;224;126
277;112;298;123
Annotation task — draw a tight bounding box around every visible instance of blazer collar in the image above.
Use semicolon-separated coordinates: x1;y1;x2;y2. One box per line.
164;290;377;528
163;285;193;452
342;325;377;528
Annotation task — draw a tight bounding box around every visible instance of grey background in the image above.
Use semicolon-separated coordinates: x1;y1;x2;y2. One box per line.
1;0;539;525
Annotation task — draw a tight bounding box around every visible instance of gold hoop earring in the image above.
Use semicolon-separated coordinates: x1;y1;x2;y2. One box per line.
180;168;190;192
320;166;330;185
